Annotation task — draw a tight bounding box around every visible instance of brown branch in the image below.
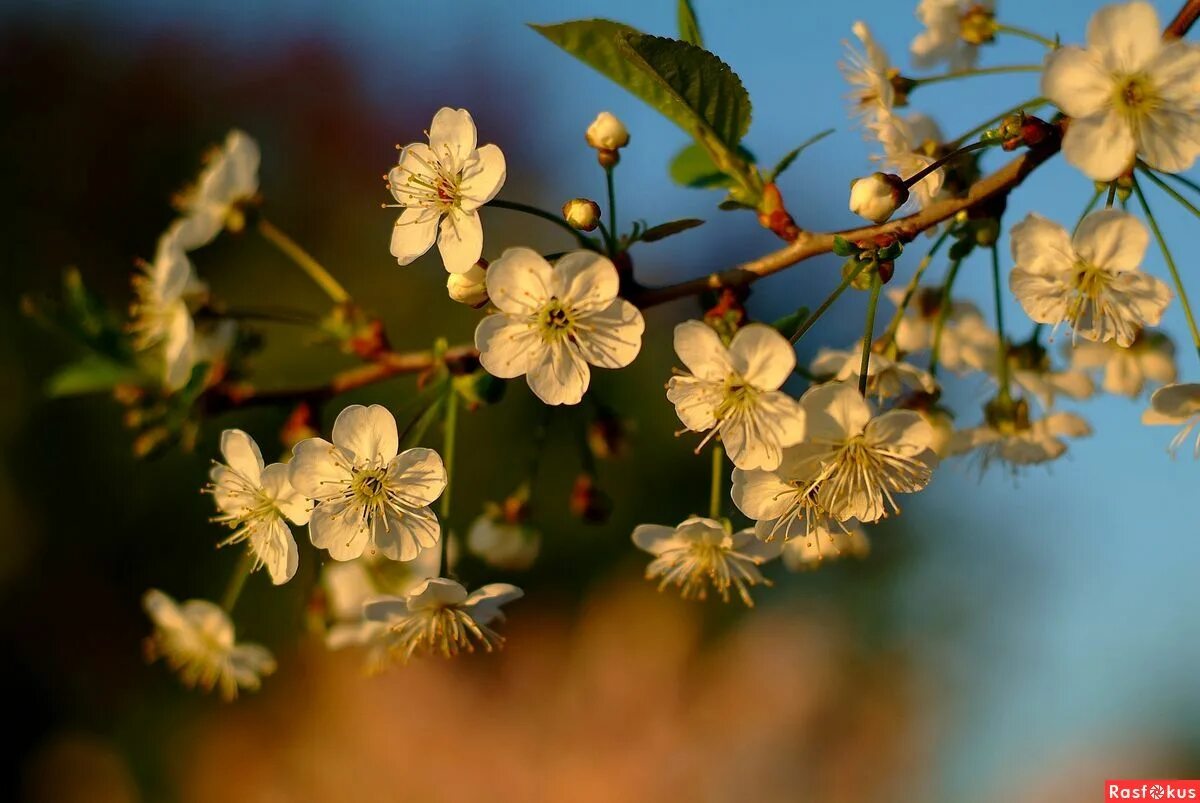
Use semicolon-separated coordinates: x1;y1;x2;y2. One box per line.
1166;0;1200;38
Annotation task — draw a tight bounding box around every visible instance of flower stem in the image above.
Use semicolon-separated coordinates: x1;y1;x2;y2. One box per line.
257;218;351;304
1139;166;1200;222
1157;169;1200;199
858;272;883;396
220;547;256;613
790;260;871;344
709;442;724;520
605;165;619;255
489;198;597;250
994;23;1058;49
912;64;1044;87
880;227;954;349
439;385;458;576
990;244;1013;401
928;256;964;378
1105;181;1117;208
903;140;993;190
949;96;1047;148
1132;176;1200;361
1073;187;1103;234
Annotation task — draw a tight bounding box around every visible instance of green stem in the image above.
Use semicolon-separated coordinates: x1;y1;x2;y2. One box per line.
1073;187;1103;234
709;442;723;520
928;257;965;378
912;64;1044;87
880;228;953;349
439;386;458;578
950;97;1048;147
489;198;596;250
1105;181;1117;208
790;260;871;344
605;165;618;256
990;245;1013;401
1139;167;1200;222
904;140;993;190
994;23;1058;49
258;218;350;304
219;306;321;327
858;273;883;396
1157;170;1200;199
1132;177;1200;361
220;547;256;613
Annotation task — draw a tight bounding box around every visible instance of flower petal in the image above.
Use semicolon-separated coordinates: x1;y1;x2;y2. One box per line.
332;404;398;464
254;517;299;585
261;463;312;525
219;429;264;486
386;448;447;508
1062;110;1136;181
728;324;796;390
1041;46;1112;118
459;144;507;211
476;313;541;379
485;247;556;314
437;209;483;274
390;206;440;266
573;299;644;369
631;524;680;555
731;468;796;521
463;583;523;625
526;341;590;405
673;320;732;380
1010;213;1076;275
557;251;619;314
428;107;477;174
373;505;441;562
1086;1;1162;74
1073;209;1149;271
801;382;871;441
288;438;353;500
666;375;723;432
309;502;371;562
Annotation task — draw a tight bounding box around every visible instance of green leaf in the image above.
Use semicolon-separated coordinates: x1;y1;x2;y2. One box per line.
771;307;810;340
832;236;857;257
638;218;705;243
677;0;703;46
669;142;756;189
46;354;141;397
768;128;835;182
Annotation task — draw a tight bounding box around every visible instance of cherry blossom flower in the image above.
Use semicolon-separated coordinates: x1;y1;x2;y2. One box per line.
1142;382;1200;456
387;108;506;273
911;0;993;71
732;448;832;542
840;21;897;124
666;321;805;471
142;589;275;701
810;342;938;400
173;130;260;250
889;288;997;374
1069;330;1176;396
207;429;312;585
781;519;869;571
631;517;782;607
475;248;644;406
870;110;945;209
1042;1;1200;180
785;382;937;522
289;404;446;562
1009;210;1170;347
129;225;196;390
362;578;523;662
949;405;1092;467
467;512;541;570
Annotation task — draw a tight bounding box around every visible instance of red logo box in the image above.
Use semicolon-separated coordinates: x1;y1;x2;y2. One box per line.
1106;781;1200;800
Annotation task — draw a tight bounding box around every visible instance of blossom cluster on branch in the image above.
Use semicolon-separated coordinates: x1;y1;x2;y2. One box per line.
27;0;1200;699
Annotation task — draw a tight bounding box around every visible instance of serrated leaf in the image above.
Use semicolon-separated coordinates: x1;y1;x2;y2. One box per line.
768;128;835;181
669;142;756;189
639;218;705;243
677;0;703;46
46;354;141;397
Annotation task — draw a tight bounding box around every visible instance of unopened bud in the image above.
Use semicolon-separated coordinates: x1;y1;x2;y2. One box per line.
585;111;629;151
849;172;908;224
562;198;601;231
446;260;489;308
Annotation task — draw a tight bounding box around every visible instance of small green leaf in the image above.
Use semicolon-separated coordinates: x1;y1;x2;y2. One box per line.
669;142;755;189
638;218;705;243
768;128;835;182
677;0;703;46
832;235;857;257
46;354;141;397
771;306;810;340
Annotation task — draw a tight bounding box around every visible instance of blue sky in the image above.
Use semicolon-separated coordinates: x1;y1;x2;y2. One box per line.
10;0;1200;797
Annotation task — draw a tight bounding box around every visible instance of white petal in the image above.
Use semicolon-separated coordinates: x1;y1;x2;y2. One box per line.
527;341;590;405
1139;107;1200;174
801;382;871;440
731;468;796;521
386;448;447;508
485;247;557;314
428;107;477;174
631;524;680;555
332;404;398;464
557;251;619;314
219;429;264;486
1149;382;1200;419
1041;47;1112;118
1073;209;1149;271
373;505;441;562
261;463;312;525
865;410;935;457
463;583;523;625
390;206;440;266
673;320;732;380
254;517;299;585
406;577;469;610
476;313;541;379
1010;213;1076;275
666;375;722;432
728;324;796;390
309;502;371;561
573;299;644;369
437;209;483;274
362;595;409;623
1062;110;1136;181
288;438;353;500
1086;1;1162;74
458;144;507;211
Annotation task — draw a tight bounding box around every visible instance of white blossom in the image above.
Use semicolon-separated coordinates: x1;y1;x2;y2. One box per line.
911;0;993;71
1069;330;1176;396
870;110;946;210
475;248;644;406
129;224;196;390
840;21;897;124
949;408;1092;467
631;517;782;606
1010;210;1170;347
1042;1;1200;180
585;112;629;150
849;172;908;223
467;513;540;570
732;448;832;542
888;287;997;373
142;589;275;701
810;342;938;400
207;429;311;585
174;130;260;250
781;519;869;571
362;578;523;662
289;404;446;562
666;321;805;471
387;107;506;273
1142;382;1200;456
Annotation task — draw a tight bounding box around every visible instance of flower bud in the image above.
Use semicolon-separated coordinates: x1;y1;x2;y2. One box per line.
569;473;612;524
562;198;601;231
960;4;997;45
446;260;489;308
586;112;629;151
849;172;908;224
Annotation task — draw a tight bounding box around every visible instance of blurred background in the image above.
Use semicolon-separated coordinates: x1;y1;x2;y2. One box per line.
2;0;1199;800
